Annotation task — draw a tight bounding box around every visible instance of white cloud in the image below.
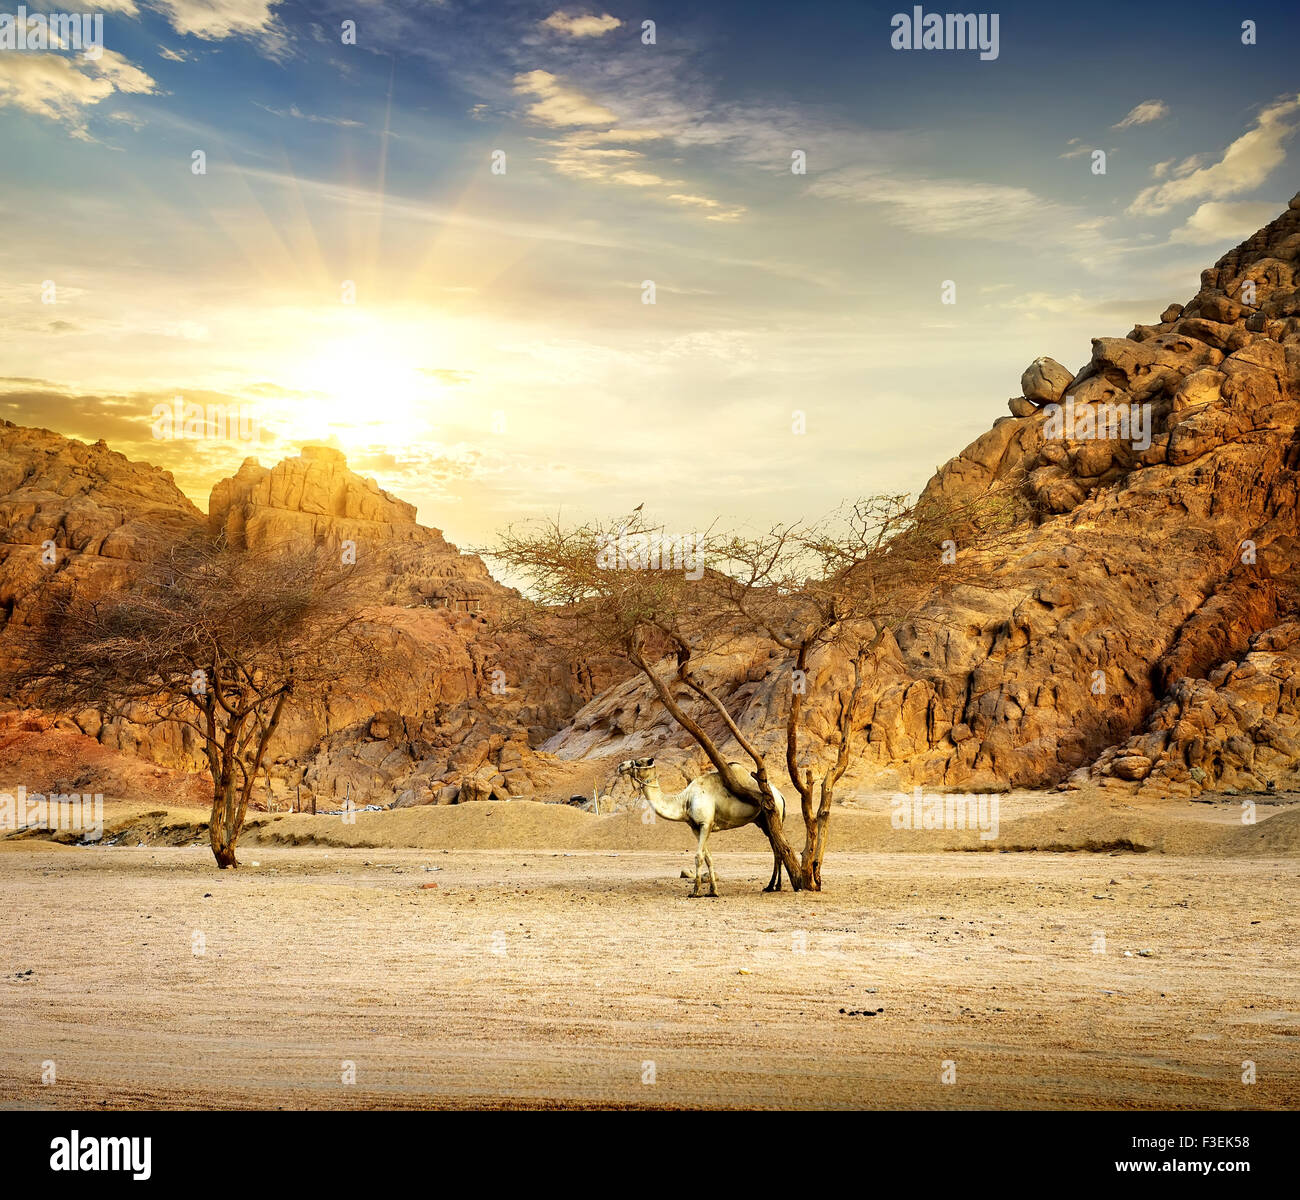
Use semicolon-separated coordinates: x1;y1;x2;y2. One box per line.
148;0;283;43
811;171;1056;236
998;290;1090;318
513;69;618;127
532;120;742;217
667;192;745;221
609;168;671;187
542;11;622;38
0;49;156;138
1113;99;1169;130
256;102;362;128
1128;94;1300;215
1167;201;1284;245
807;168;1121;267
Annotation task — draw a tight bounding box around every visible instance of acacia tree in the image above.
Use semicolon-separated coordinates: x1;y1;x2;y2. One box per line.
6;536;374;868
493;489;1015;892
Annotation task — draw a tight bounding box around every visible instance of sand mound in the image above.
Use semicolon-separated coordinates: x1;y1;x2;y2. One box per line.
1217;806;1300;856
241;795;1300;856
6;791;1298;858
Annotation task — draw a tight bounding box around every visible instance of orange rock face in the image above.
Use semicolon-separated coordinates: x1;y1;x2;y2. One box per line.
0;430;606;807
6;196;1300;802
0;421;206;638
546;195;1300;796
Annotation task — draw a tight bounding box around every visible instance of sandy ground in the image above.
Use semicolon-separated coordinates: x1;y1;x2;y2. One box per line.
2;794;1298;1110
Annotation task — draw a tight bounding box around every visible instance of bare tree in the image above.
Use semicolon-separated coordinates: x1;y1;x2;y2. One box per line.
493;488;1017;892
5;536;375;868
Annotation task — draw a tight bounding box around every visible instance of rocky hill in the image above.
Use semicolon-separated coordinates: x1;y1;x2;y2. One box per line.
0;422;205;640
0;431;604;807
209;446;500;611
5;196;1300;806
546;193;1300;799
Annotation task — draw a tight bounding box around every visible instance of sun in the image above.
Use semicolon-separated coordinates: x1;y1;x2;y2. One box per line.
271;316;446;451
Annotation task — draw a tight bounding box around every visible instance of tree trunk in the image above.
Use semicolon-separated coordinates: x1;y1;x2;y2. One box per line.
798;780;835;892
208;778;242;869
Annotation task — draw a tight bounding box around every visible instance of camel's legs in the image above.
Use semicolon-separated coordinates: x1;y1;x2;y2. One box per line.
700;827;719;897
764;845;783;892
688;823;705;897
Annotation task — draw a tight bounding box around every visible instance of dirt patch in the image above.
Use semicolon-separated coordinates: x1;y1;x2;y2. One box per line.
0;844;1295;1109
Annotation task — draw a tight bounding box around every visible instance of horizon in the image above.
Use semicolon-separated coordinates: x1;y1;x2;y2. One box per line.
1;0;1299;554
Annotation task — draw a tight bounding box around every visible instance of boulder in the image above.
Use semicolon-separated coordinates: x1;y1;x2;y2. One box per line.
1020;357;1073;404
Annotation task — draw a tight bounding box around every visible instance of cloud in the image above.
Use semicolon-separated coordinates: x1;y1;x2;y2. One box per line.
998;290;1090;318
667;193;745;221
0;382;193;451
149;0;284;44
158;45;189;61
541;11;622;38
513;69;617;127
807;168;1120;266
1113;99;1169;130
419;368;474;386
534;129;745;218
1167;200;1285;245
609;168;672;187
1128;94;1300;216
566;127;662;144
0;49;157;138
536;141;645;180
255;102;362;128
810;171;1055;236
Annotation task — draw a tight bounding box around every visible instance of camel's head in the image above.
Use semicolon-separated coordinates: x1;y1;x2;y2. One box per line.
616;756;656;785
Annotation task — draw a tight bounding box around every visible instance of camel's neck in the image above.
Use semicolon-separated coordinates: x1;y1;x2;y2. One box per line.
640;778;688;822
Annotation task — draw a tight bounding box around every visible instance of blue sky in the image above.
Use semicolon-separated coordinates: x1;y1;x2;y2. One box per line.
0;0;1297;549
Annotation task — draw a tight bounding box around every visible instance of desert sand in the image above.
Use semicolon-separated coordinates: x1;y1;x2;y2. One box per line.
2;792;1298;1110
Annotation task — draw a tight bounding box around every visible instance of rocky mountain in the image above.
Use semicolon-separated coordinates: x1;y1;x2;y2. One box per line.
209;446;500;611
0;431;604;807
546;193;1300;799
0;422;205;641
5;195;1300;806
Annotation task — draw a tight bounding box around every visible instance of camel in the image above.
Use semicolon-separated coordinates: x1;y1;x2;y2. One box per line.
616;757;786;897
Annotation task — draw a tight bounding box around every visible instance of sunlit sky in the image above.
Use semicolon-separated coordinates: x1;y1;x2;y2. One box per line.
1;0;1298;551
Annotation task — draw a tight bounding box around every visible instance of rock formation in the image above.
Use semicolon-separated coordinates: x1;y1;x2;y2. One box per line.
1091;622;1300;796
547;194;1300;797
209;445;500;611
0;429;606;807
6;196;1300;804
0;421;205;644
